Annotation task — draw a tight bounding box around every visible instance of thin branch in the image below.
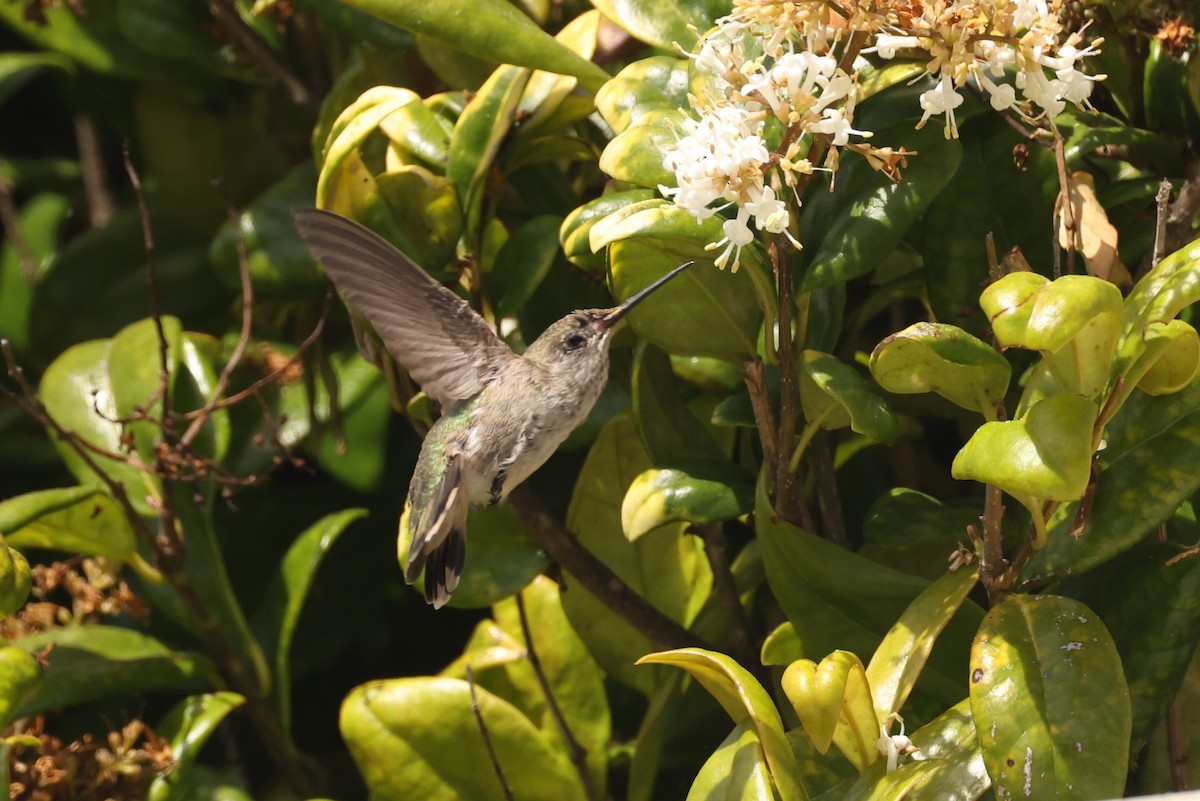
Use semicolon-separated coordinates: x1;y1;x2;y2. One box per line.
506;486;712;652
0;175;38;283
697;524;759;675
74;114;115;229
772;236;800;522
1152;178;1173;268
466;665;515;801
744;358;778;475
979;482;1007;604
515;591;598;801
179;193;256;449
207;0;314;108
812;434;848;548
1052;129;1077;277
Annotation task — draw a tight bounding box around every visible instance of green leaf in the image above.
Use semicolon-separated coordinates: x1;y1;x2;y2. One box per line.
838;697;989;801
952;394;1098;502
562;414;711;693
317;85;420;210
0;191;70;354
340;677;584;800
1084;542;1200;753
1021;400;1200;584
491;216;561;318
512;10;601;137
799;124;962;291
0;646;41;730
337;0;610;91
632;344;726;463
116;0;256;81
108;315;184;463
869;323;1011;414
590;0;696;53
981;274;1122;398
598;109;685;188
560;189;657;272
622;462;754;541
38;319;184;515
306;372;390;492
862;489;984;549
755;475;973;706
447;65;531;214
1118;236;1200;376
1134;319;1200;396
639;648;805;801
148;692;246;801
378;93;457;170
0;486;136;562
599;205;766;358
14;626;210;717
444;504;549;609
1144;38;1200;139
486;578;611;795
0;52;72;107
970;595;1130;800
251;509;365;732
686;722;773;801
594;56;691;135
781;650;879;771
799;351;901;445
209;163;326;298
865;566;980;721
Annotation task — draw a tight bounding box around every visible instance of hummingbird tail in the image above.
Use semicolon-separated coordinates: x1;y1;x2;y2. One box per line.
403;456;469;608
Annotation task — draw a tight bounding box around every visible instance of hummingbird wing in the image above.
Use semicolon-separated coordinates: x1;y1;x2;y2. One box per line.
294;208;515;408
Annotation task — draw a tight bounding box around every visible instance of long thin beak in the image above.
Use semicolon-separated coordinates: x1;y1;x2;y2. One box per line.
601;261;695;328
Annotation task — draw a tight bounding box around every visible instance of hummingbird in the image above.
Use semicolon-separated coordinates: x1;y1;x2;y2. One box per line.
294;208;693;608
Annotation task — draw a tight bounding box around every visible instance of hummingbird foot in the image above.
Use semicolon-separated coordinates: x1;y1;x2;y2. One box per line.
488;471;507;506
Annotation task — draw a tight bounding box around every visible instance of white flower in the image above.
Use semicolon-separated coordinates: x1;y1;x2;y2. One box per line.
871;34;921;60
917;72;965;136
811;106;870;146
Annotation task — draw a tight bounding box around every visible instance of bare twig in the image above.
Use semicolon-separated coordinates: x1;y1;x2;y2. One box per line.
506;486;712;652
1052;129;1077;277
812;434;848;547
1153;178;1173;268
979;482;1007;604
515;592;597;801
179;194;256;449
0;176;38;283
697;524;759;675
744;358;778;474
207;0;313;108
1164;161;1200;258
772;237;801;522
74;115;114;229
466;665;515;801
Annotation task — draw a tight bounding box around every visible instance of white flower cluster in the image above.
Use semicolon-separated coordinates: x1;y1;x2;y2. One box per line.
657;0;1104;268
871;0;1104;137
661;20;865;270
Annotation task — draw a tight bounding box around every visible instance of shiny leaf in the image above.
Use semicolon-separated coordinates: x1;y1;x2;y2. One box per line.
491;216;561;319
869;322;1011;414
638;648;805;801
337;0;610;91
594;56;691;135
562;414;711;693
622;462;753;541
865;566;981;721
251;509;365;732
340;677;583;800
970;595;1130;800
952;395;1098;502
148;692;246;801
447;65;530;212
799;351;901;445
0;486;136;562
782;650;879;771
686;722;773;801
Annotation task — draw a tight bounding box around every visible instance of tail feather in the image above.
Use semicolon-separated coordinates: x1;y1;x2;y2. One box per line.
403;454;469;607
424;528;465;609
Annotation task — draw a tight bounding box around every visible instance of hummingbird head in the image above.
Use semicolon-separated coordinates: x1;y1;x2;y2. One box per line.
524;260;695;371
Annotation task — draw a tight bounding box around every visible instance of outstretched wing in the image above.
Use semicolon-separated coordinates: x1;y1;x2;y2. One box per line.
294;208;514;407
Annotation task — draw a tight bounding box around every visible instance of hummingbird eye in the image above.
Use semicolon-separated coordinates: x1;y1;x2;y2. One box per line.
564;332;587;351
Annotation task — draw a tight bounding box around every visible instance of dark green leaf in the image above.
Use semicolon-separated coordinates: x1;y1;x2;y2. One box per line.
148;692;246;801
0;486;136;562
251;509;365;732
491;216;562;318
15;626;210;716
800;124;962;291
632;345;726;463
